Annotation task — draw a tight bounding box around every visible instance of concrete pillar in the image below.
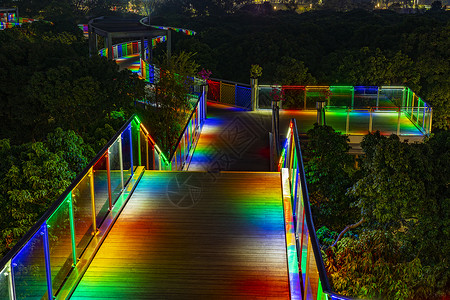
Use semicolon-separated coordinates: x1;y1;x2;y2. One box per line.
251;78;259;111
107;33;113;60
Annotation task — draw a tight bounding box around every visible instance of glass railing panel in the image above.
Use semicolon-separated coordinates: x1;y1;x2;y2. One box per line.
131;120;140;170
93;154;109;227
12;223;49;299
306;237;320;300
0;264;11;299
354;86;378;108
47;199;73;296
154;148;161;170
140;131;149;169
329;87;353;107
325;108;347;134
109;137;123;204
347;109;370;135
371;108;398;135
258;86;273;109
300;214;309;282
72;172;95;257
121;127;132;184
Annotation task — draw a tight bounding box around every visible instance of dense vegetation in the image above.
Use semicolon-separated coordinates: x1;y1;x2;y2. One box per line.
308;127;449;299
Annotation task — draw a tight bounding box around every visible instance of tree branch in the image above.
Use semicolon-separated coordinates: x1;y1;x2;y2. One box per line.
329;217;365;249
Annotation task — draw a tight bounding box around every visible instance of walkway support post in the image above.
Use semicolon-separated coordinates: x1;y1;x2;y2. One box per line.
107;33;113;60
316;101;326;126
251;78;258;111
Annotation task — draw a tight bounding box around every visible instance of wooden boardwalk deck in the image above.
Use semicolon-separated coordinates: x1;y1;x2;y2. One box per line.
71;171;289;299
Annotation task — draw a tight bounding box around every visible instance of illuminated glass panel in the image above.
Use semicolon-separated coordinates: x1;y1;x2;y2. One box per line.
258;86;273;109
131;120;140;169
93;154;109;227
305;237;320;300
109;138;123;204
121;127;132;184
72;173;94;257
12;224;49;299
47;199;73;295
0;264;11;299
325;109;347;134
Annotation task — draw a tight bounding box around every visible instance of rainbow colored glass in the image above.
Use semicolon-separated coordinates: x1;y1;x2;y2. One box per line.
257;84;432;136
279;119;332;300
0;115;180;299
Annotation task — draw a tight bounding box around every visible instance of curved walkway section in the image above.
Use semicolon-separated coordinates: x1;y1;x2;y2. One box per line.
71;170;289;299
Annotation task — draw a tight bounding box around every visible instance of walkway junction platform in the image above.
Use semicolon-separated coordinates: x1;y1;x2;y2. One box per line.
0;32;432;300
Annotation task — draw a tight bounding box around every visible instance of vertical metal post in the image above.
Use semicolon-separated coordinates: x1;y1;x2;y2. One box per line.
118;137;124;189
7;262;15;300
106;151;112;210
346;109;350;135
251;78;258;111
89;168;97;234
145;138;149;170
129;127;133;177
304;88;307;110
428;108;433;135
107;33;113;60
68;194;77;265
397;108;401;135
351;87;354;109
402;87;406;107
138;128;141;166
376;87;380;109
42;224;53;300
369;107;373;132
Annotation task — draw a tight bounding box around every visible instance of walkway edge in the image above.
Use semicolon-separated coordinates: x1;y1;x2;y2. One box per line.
57;167;146;300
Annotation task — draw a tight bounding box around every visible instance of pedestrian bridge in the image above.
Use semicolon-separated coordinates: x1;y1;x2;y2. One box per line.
0;38;431;300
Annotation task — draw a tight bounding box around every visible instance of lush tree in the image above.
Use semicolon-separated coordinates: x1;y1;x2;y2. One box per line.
144;51;199;155
325;230;443;299
303;124;358;231
0;128;95;257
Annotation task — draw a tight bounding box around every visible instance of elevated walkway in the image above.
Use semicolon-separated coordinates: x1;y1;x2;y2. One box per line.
71;171;289;299
189;102;272;172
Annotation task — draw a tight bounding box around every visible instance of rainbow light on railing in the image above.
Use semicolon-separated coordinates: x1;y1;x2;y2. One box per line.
0;114;173;299
279;119;343;300
150;25;196;35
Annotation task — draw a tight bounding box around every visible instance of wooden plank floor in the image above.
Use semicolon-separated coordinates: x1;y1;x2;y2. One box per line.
71;171;289;299
189;102;272;172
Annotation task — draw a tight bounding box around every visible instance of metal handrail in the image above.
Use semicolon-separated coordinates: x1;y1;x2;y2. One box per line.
280;118;354;300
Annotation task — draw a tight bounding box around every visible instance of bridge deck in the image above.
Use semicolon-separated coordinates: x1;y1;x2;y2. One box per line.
71;171;289;299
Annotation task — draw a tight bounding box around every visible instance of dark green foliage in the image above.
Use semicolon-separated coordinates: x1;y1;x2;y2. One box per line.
0;24;144;143
325;230;443;299
0;129;94;257
304;124;358;231
144;51;199;156
336;131;450;298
